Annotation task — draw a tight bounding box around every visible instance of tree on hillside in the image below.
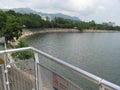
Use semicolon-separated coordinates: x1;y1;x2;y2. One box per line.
0;10;7;36
5;15;22;42
12;38;34;60
18;14;45;28
5;10;16;16
0;10;22;43
53;17;74;28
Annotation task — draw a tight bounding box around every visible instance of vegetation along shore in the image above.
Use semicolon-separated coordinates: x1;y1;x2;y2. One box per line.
0;9;120;60
0;9;120;43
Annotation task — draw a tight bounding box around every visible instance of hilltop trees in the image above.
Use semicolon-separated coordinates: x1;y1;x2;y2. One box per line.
53;17;74;28
18;14;45;28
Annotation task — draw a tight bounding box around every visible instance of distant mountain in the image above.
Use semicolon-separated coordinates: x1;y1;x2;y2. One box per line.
11;8;81;21
46;13;80;21
13;8;37;14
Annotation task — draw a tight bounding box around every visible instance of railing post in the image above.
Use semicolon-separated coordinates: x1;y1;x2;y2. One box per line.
1;64;7;90
99;85;105;90
3;52;10;90
34;52;42;90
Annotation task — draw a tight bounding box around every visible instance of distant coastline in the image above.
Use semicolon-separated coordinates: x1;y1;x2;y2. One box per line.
21;28;120;38
21;28;80;38
11;28;119;47
83;29;119;33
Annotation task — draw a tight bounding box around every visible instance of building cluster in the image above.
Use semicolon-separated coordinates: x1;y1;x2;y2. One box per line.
41;16;52;21
102;22;115;26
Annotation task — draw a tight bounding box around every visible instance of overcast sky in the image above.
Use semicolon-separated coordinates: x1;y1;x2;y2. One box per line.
0;0;120;25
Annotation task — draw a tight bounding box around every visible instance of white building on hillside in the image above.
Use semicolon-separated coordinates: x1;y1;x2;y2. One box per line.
41;16;52;21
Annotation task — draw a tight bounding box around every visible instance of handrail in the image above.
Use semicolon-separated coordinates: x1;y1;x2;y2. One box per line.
0;47;120;90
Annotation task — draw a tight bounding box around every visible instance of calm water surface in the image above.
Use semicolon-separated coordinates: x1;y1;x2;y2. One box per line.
27;32;120;88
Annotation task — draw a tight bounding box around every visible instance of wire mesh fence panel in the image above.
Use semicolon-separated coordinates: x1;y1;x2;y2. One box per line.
68;83;83;90
0;65;4;90
37;53;102;90
38;63;84;90
8;59;36;90
39;65;53;90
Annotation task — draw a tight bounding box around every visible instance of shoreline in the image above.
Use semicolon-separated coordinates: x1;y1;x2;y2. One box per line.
21;28;80;38
21;28;120;38
11;28;120;47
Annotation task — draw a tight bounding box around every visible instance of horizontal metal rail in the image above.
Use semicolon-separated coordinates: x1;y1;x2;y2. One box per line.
0;47;120;90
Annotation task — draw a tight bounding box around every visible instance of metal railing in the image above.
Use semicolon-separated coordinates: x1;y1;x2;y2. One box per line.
0;47;120;90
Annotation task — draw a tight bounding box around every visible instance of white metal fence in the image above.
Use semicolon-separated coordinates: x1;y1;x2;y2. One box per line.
0;65;5;90
8;60;36;90
0;60;36;90
0;47;120;90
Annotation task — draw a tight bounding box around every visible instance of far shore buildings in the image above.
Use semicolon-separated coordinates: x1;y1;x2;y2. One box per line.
102;22;115;26
41;16;52;21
